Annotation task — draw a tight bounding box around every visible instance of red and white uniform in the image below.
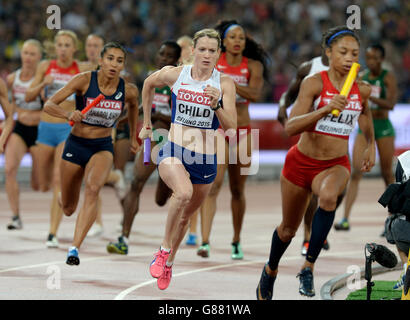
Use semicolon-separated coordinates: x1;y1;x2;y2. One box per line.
282;70;361;190
44;60;80;101
216;52;250;105
309;70;362;140
216;52;252;141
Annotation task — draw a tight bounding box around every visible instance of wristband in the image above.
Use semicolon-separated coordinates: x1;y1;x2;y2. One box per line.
211;101;222;111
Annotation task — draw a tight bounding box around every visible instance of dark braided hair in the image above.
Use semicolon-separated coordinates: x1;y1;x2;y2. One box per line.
322;25;360;50
214;20;270;81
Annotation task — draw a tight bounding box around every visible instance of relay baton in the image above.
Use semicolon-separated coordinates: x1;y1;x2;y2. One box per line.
69;93;105;126
143;137;151;165
331;62;360;116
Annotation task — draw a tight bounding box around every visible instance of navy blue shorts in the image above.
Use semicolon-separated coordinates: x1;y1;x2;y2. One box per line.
157;141;217;184
62;134;114;168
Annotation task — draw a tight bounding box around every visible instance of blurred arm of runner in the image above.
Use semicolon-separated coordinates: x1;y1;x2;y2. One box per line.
43;72;90;123
139;66;181;141
278;61;311;127
125;82;140;154
0;79;14;152
357;81;376;172
25;60;53;102
233;59;264;102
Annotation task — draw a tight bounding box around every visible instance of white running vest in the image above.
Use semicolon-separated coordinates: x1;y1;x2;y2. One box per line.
307;56;329;77
12;69;42;110
171;65;221;130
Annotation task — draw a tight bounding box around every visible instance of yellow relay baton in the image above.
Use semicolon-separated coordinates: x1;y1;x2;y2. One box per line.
331;62;360;116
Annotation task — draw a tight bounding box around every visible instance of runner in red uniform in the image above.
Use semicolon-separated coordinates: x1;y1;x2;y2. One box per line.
256;26;375;299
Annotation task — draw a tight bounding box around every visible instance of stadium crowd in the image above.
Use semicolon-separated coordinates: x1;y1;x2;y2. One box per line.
0;0;408;102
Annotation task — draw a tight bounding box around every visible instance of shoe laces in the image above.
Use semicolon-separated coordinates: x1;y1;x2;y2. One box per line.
163;265;172;278
155;250;169;264
297;268;313;289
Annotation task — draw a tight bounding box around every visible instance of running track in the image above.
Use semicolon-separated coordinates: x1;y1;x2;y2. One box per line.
0;178;399;300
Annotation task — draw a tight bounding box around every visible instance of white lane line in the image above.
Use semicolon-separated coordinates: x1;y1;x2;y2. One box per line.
114;249;364;300
0;252;154;273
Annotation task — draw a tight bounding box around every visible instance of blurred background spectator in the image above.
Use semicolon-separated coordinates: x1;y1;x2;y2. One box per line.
0;0;408;103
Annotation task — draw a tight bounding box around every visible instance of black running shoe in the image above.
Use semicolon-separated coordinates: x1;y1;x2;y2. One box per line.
7;216;22;230
66;247;80;265
297;267;315;297
256;263;276;300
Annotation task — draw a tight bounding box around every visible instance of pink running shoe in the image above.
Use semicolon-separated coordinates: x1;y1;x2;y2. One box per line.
150;249;170;278
157;265;173;290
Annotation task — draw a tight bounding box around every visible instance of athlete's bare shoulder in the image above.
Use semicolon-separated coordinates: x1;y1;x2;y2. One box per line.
300;72;323;97
38;59;51;71
247;57;263;69
158;65;183;86
6;71;16;88
125;81;139;101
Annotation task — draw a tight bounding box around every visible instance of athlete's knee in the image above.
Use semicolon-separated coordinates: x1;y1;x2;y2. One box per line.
173;188;193;207
277;225;297;242
230;184;245;200
61;201;76;217
130;176;146;194
4;165;18;180
85;182;102;199
155;192;169;207
318;191;338;211
63;206;75;217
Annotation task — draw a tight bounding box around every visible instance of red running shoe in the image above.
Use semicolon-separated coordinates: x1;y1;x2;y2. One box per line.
157;265;173;290
150;249;170;278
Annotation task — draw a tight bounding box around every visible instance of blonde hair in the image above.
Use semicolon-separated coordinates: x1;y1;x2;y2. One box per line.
43;30;78;59
192;28;221;48
55;30;78;48
22;39;43;56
